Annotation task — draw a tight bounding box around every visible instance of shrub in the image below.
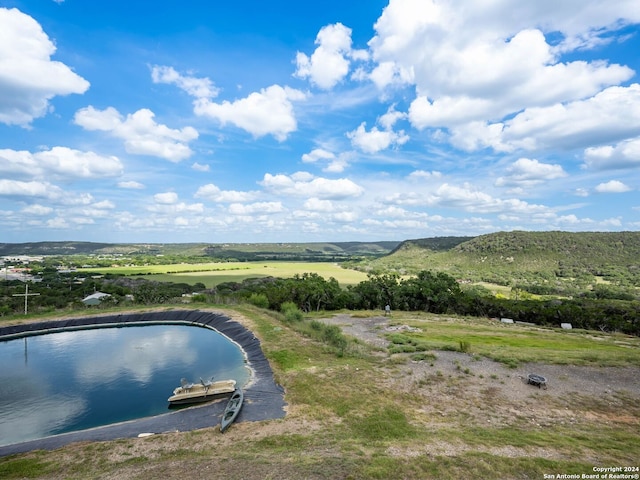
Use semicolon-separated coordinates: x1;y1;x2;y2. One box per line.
281;301;303;322
248;293;269;309
387;333;412;345
322;324;348;354
459;340;471;353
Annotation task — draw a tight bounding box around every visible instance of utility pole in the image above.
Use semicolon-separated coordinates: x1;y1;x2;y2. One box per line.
12;283;40;315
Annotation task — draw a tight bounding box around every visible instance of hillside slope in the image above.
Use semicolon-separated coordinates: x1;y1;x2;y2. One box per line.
366;231;640;288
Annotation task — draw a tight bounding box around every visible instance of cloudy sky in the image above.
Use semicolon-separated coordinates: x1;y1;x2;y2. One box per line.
1;0;640;244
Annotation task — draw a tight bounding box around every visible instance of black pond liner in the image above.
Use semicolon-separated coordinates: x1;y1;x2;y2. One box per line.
0;310;286;456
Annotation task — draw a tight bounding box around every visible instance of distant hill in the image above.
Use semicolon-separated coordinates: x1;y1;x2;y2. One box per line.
365;231;640;287
0;241;400;260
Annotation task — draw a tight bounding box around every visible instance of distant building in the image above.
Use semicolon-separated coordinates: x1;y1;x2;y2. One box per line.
82;292;111;306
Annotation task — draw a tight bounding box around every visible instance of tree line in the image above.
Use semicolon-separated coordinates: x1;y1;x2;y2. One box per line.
1;270;638;336
217;271;639;336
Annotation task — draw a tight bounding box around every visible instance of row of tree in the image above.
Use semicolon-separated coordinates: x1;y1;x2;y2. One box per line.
2;270;638;336
215;271;640;336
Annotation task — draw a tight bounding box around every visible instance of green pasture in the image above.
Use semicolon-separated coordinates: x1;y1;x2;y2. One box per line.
383;312;640;367
80;261;370;287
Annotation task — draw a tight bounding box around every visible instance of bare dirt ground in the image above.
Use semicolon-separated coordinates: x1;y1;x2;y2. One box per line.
320;314;640;443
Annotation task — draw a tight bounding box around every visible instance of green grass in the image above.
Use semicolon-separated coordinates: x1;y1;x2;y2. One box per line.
385;312;640;367
80;261;370;287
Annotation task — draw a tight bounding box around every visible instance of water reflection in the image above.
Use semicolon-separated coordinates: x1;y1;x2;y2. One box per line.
70;328;196;385
0;324;249;446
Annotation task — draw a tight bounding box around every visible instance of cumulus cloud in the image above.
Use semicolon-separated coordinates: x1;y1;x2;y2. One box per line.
261;172;364;199
302;148;335;163
154;192;179;204
0;179;95;208
194;183;259;203
193;85;305;141
228;202;284;215
449;84;640;153
386;181;550;215
0;179;60;199
595;180;632;193
583;138;640;170
303;197;334;212
0;8;89;126
22;204;53;215
74;106;198;161
495;158;567;188
295;23;367;90
0;147;123;179
301;148;349;173
366;0;639;155
347;122;409;153
151;65;219;99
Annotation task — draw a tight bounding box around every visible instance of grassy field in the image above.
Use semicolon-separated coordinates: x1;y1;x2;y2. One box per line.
81;261;371;287
373;311;640;367
1;306;639;479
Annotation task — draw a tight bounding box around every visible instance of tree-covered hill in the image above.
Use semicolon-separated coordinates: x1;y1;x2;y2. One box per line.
362;231;640;291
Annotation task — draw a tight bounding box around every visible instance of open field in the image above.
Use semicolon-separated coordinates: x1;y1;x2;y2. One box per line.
1;306;639;479
81;261;371;287
373;312;640;367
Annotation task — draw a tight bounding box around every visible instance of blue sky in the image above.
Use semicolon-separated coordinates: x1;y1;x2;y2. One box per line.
1;0;640;244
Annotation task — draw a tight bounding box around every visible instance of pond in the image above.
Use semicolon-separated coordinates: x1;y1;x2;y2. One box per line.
0;324;250;447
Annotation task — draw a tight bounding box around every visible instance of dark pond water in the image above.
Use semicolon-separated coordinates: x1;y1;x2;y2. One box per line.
0;324;250;446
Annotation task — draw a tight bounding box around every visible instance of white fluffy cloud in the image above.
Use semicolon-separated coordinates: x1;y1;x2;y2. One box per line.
0;8;89;126
194;85;305;141
495;158;567;189
74;106;198;161
347;122;409;153
595;180;632;193
261;172;364;199
228;201;284;215
301;148;349;173
295;23;367;90
448;84;640;153
302;148;335;163
303;197;334;212
0;147;123;179
366;0;639;156
194;184;259;203
0;179;63;199
386;181;549;215
583;138;640;170
0;179;96;208
154;192;179;204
